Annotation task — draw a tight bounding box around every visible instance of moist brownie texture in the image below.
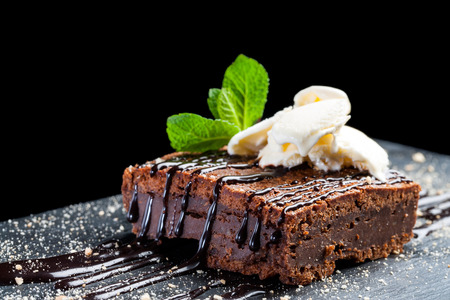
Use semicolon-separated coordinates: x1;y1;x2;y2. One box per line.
122;151;420;285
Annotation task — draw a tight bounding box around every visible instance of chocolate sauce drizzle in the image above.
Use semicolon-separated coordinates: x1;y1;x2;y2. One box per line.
413;192;450;239
0;234;158;285
235;210;248;246
126;183;139;223
163;279;225;300
138;193;154;239
156;166;179;240
249;217;261;251
220;283;267;299
0;150;430;300
268;171;411;225
174;181;192;237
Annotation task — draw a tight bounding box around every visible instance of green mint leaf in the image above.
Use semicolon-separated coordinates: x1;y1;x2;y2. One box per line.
207;88;221;119
216;87;242;129
221;54;269;130
167;113;240;152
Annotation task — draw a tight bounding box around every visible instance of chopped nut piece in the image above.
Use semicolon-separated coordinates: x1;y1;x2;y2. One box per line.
14;277;24;285
140;293;151;300
412;152;426;163
84;247;93;257
404;164;415;171
15;264;22;271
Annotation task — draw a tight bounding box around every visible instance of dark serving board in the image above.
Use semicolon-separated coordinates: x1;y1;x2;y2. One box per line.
1;141;449;299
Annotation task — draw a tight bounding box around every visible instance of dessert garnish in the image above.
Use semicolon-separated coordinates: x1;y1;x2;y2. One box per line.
167;54;268;152
167;55;388;181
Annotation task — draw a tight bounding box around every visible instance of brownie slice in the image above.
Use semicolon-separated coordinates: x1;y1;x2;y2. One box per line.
121;151;420;285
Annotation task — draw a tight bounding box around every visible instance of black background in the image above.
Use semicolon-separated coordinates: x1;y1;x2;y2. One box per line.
3;19;448;221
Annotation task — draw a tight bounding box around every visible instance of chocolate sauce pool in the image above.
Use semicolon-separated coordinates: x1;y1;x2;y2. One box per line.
0;150;445;299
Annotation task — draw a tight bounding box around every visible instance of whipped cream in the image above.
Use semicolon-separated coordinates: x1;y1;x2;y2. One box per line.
227;86;389;180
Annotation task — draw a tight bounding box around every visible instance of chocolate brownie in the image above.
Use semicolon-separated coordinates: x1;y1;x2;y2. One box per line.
122;150;420;285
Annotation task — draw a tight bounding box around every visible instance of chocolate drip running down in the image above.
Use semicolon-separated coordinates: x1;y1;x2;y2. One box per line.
0;151;429;299
235;210;248;246
126;183;139;223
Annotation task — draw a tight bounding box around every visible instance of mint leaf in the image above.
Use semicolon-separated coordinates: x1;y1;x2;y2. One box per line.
207;88;221;119
166;113;240;152
216;88;242;129
221;54;269;130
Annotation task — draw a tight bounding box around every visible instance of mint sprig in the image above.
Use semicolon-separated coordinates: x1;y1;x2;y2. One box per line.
167;54;269;152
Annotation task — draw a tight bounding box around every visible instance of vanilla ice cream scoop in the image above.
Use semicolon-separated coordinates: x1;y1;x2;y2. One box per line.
227;86;389;180
228;86;346;155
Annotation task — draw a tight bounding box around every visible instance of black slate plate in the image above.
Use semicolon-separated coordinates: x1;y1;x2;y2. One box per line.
1;141;449;300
